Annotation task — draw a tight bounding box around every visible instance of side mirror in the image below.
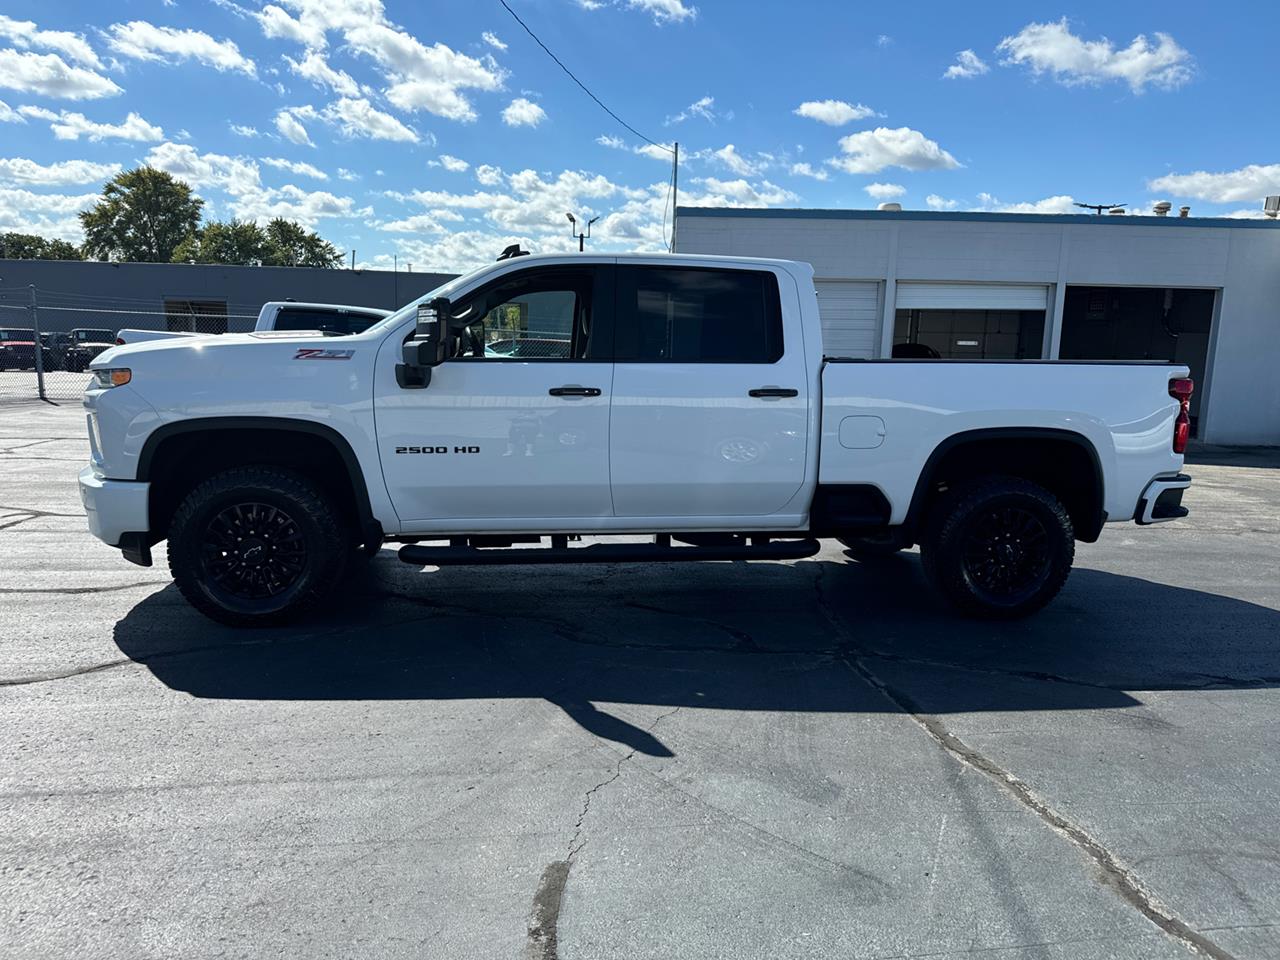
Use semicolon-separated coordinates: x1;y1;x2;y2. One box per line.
396;297;451;389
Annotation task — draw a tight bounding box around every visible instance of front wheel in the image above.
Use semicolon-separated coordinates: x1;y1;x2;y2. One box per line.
920;477;1074;619
168;466;348;626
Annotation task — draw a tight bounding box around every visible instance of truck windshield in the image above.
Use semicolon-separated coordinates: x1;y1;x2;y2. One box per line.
359;261;510;337
74;330;114;342
0;329;36;341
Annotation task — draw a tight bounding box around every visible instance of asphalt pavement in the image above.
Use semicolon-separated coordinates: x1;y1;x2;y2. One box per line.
2;400;1278;960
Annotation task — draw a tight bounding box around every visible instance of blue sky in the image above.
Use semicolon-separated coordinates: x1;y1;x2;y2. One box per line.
0;0;1275;271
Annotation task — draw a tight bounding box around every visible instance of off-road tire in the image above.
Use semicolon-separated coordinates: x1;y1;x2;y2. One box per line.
168;466;347;627
920;476;1074;619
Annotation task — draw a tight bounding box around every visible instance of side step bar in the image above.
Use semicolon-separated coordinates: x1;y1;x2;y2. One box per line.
398;537;821;567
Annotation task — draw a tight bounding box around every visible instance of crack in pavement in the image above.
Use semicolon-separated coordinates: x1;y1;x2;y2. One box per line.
525;705;681;960
809;565;1237;960
0;581;159;596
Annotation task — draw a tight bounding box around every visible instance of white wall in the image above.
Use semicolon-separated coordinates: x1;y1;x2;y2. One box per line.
677;212;1280;445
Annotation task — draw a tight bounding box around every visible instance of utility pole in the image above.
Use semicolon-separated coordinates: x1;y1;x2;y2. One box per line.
29;285;46;401
393;254;398;308
350;249;355;269
672;141;678;251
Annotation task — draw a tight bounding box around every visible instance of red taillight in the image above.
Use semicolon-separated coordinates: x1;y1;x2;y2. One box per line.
1169;378;1194;454
115;337;124;345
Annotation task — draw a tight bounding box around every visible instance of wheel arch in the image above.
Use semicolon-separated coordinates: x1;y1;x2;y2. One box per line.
138;417;380;545
905;427;1106;543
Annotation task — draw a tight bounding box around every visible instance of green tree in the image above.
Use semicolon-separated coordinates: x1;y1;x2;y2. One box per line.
0;232;83;260
172;219;268;265
263;218;343;268
79;167;203;263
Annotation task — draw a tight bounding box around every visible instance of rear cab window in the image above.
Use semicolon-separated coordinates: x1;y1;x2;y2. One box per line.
274;308;384;336
614;266;784;363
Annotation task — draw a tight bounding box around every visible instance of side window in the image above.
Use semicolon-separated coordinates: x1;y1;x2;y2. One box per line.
274;308;374;335
449;268;603;361
614;266;784;363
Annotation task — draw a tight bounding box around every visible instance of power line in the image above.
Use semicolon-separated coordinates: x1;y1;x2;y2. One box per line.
497;0;672;153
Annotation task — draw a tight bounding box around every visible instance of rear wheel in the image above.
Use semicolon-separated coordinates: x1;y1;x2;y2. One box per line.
168;466;348;626
920;476;1074;619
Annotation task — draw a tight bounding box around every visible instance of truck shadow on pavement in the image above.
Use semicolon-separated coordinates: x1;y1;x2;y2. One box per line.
112;553;1280;757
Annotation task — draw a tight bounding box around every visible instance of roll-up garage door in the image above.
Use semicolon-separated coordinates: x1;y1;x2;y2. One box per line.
895;282;1049;311
815;280;880;358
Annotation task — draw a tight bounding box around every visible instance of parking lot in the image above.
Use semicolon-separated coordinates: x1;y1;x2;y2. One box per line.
2;400;1278;960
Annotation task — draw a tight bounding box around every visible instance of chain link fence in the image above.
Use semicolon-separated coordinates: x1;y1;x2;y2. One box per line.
0;286;258;403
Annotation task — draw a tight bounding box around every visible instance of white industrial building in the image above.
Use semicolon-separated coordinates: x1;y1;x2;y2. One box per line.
675;207;1280;446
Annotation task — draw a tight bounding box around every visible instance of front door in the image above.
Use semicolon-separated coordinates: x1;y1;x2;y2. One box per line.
375;264;614;526
609;264;810;521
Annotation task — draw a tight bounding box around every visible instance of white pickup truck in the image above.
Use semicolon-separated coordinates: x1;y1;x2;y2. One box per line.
80;252;1193;626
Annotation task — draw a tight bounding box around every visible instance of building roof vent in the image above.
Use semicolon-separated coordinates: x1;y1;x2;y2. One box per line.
1179;206;1191;218
1153;201;1172;217
877;202;902;212
1108;207;1126;215
1264;196;1280;218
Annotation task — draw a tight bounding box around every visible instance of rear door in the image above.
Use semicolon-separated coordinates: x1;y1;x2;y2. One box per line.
608;264;810;520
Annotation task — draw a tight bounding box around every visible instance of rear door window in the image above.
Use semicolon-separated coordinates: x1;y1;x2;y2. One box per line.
614;266;783;363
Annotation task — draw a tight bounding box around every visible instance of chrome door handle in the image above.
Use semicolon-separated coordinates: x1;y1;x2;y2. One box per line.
548;386;602;397
748;387;799;398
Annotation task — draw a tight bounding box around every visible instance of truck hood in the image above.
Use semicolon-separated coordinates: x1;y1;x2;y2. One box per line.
94;330;336;365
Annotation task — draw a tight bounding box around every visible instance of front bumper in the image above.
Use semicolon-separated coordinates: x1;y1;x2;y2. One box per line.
1136;473;1191;525
78;465;150;550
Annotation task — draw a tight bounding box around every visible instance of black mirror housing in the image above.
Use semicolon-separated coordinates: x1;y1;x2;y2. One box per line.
397;297;451;389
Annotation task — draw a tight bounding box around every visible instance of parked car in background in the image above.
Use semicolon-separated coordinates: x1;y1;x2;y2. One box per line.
40;332;73;371
0;328;37;370
255;301;391;336
63;329;116;372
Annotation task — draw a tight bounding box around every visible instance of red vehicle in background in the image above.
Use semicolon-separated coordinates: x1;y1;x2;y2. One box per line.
0;328;37;371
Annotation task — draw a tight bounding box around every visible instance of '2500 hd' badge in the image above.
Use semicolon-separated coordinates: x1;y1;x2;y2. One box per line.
294;348;354;360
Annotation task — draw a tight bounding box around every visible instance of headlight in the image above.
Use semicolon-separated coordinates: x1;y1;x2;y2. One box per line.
92;368;132;388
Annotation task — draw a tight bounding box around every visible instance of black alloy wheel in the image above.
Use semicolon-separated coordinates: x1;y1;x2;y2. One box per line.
959;505;1052;606
201;501;307;601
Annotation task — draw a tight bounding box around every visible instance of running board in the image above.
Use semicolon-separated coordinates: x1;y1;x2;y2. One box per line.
397;537;821;567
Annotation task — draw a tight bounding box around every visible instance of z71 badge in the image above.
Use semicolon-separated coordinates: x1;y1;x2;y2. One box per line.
294;348;354;360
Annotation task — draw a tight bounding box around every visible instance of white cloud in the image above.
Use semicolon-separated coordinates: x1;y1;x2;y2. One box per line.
145;142;262;196
789;162;828;181
793;99;879;126
286;50;359;96
234;183;365;227
502;97;546;127
864;182;905;200
628;0;696;24
975;192;1078;214
230;123;260;138
830;126;960;175
437;154;468;172
19;106;163;142
0;157;121;186
325;96;418;142
337;167;358;181
711;144;760;176
0;49;122;100
597;134;674;162
482;31;507;51
1147;164;1280;204
692;177;797;207
0;14;102;68
0;186;99;240
255;4;327;49
944;49;989;80
876;34;892;48
925;194;958;210
0;99;21;123
666;95;714;125
262;157;328;180
274;106;316;146
997;18;1193;93
474;164;503;186
105;21;257;76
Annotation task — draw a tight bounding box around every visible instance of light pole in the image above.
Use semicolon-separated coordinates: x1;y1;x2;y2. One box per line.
566;212;599;252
